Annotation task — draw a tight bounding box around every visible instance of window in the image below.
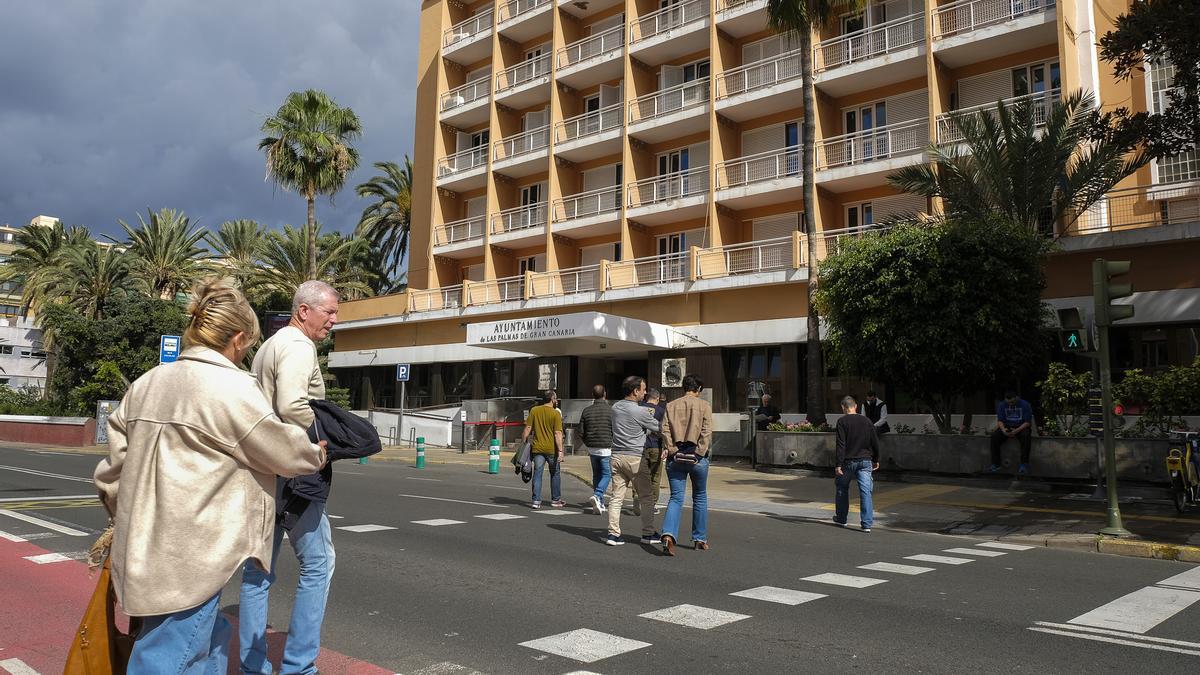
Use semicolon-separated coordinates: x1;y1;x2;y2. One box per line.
0;346;12;355
0;304;21;316
846;202;874;234
485;361;514;398
725;346;783;408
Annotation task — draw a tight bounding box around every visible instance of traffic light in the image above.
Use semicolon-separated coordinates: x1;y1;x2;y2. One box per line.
1093;258;1134;326
1057;307;1090;352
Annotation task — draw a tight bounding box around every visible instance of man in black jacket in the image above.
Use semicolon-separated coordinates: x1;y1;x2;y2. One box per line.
578;384;613;514
833;395;880;533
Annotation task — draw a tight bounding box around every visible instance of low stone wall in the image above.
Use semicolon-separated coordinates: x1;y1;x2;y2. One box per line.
756;432;1170;484
0;414;97;447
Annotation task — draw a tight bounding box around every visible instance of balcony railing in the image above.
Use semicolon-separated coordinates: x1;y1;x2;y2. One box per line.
629;78;709;124
497;0;551;24
703;236;796;277
410;285;463;312
539;264;602;296
494;126;550;162
934;0;1055;38
816;118;929;170
628;167;709;208
437;147;488;178
555;185;622;221
716;147;800;189
1070;181;1200;235
492;203;548;234
716;0;765;12
469;275;525;305
717;49;801;99
434;216;486;247
496;54;551;94
443;10;493;49
936;89;1058;144
631;0;706;43
630;251;690;285
556;103;623;143
440;79;489;112
814;13;925;72
558;25;624;69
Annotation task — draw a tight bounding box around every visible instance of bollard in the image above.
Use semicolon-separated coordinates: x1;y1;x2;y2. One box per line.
358;455;368;465
488;438;500;474
416;436;426;470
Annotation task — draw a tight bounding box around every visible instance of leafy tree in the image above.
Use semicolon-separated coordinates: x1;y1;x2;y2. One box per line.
815;216;1049;432
260;90;363;279
890;91;1146;233
208;219;268;299
0;219;94;314
355;158;412;290
256;222;375;300
45;242;146;320
1036;362;1092;436
68;361;129;416
1114;358;1200;437
117;208;211;299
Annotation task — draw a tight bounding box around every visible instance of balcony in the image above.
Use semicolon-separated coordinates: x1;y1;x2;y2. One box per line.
442;10;493;65
1066;181;1200;238
715;49;802;122
813;13;926;97
627;79;710;143
715;0;769;38
554;104;623;163
933;0;1057;67
936;90;1057;144
694;235;796;279
465;275;525;306
556;25;624;90
495;54;552;108
409;285;464;313
493;126;550;177
816;118;930;191
491;203;548;248
432;216;487;258
439;79;491;128
714;147;803;208
553;185;622;237
435;147;488;192
496;0;553;42
626;167;709;225
628;0;709;64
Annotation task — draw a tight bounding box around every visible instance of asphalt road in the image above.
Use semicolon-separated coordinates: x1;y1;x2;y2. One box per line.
3;446;1200;674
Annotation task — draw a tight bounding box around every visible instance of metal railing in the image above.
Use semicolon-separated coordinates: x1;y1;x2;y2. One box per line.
494;126;550;162
717;48;802;99
631;0;707;43
716;147;800;189
436;146;488;178
492;203;548;234
629;78;709;124
440;79;490;112
410;285;463;312
497;0;551;24
816;118;929;170
443;10;493;49
628;167;709;207
558;25;624;69
556;103;623;143
631;251;690;285
934;0;1055;38
470;275;525;305
554;185;622;221
715;0;765;12
814;13;924;72
542;264;602;295
708;236;796;276
495;54;551;94
936;89;1058;144
434;216;486;247
1069;181;1200;235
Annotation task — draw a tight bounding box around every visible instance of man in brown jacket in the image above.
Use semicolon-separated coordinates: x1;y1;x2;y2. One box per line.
660;374;714;556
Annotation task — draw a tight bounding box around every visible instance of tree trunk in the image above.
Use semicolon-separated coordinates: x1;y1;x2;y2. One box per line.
800;19;825;425
306;194;318;280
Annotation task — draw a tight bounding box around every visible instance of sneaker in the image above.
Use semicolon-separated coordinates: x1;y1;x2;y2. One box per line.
641;533;662;545
551;499;566;508
530;501;541;510
861;527;872;533
986;464;1001;473
1018;463;1029;475
605;535;625;546
590;495;606;514
832;517;847;528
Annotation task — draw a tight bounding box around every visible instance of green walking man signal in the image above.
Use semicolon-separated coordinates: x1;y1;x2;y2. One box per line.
1056;307;1090;353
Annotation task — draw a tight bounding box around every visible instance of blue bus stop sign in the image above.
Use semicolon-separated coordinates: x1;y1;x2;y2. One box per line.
396;363;411;382
160;335;182;364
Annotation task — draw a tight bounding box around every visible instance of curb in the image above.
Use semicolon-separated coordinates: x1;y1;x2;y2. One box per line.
1004;533;1200;562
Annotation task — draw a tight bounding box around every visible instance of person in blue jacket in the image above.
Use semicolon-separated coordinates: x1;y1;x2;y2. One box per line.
989;389;1034;474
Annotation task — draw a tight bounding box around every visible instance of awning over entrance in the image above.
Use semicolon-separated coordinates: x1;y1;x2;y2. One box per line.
466;311;686;355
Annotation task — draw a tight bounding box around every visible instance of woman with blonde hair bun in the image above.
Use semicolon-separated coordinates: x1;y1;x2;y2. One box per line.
94;279;326;672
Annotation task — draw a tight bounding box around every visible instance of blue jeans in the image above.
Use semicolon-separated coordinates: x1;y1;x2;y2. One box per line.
661;456;709;543
531;453;561;503
589;454;611;504
239;497;336;675
835;458;875;528
129;591;228;674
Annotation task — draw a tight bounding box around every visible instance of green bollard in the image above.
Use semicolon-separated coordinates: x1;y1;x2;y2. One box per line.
358;455;368;465
416;436;426;469
488;438;500;474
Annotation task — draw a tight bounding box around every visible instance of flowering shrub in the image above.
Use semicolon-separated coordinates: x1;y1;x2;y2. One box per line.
767;421;831;433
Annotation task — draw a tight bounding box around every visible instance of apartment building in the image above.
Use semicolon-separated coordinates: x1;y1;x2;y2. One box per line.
330;0;1200;414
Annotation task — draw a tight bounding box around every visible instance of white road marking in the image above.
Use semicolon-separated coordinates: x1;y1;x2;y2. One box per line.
337;524;398;533
475;513;526;521
1028;627;1200;657
1158;566;1200;591
0;531;26;542
729;586;827;606
976;541;1035;551
1034;621;1200;649
560;672;605;675
327;515;344;519
905;554;974;565
0;658;41;675
801;573;888;588
0;494;96;503
639;604;752;630
406;477;442;482
858;562;936;575
943;547;1007;557
518;628;651;663
0;465;92;483
409;662;486;675
24;552;74;564
484;484;528;491
0;510;88;536
1068;586;1200;634
532;510;582;516
412;519;467;527
398;494;507;508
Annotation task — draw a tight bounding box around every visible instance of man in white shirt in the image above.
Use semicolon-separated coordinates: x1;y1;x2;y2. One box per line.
862;390;890;434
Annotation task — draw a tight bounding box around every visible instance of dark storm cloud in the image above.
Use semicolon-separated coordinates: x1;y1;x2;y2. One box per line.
0;1;417;238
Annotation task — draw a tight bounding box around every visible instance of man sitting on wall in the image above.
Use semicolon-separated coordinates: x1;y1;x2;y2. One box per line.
988;389;1034;475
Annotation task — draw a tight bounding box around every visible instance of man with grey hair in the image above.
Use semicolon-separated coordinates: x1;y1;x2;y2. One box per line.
240;279;339;675
833;395;880;533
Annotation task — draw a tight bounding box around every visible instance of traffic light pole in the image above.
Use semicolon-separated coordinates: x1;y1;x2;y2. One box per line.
1096;322;1128;536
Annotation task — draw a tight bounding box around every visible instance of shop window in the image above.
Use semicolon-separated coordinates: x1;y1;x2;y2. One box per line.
725;346;782;408
485;361;514;397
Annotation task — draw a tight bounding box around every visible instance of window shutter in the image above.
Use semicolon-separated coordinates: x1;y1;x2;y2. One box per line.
958;70;1011;109
752;213;800;240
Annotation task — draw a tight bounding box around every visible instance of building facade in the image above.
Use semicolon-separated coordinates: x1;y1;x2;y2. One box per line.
331;0;1200;414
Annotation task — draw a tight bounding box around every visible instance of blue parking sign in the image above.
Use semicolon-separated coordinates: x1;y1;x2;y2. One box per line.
396;363;410;382
160;335;182;364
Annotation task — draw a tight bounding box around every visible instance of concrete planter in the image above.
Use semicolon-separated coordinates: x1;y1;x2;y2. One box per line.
756;432;1170;484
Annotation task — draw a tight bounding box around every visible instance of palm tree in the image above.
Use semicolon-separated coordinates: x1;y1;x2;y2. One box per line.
355;157;412;288
116;208;211;299
889;90;1147;232
260;90;363;279
207;219;267;297
0;219;77;314
768;0;864;423
256;223;375;300
47;242;145;320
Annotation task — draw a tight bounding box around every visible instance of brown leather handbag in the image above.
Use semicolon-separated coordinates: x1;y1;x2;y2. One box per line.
63;557;137;675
